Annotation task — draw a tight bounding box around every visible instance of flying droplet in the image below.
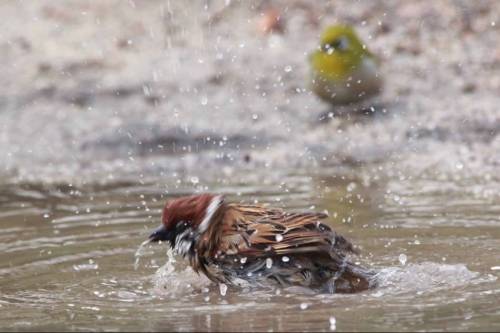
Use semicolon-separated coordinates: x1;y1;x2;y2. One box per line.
346;182;357;192
240;257;247;264
282;256;290;263
300;303;309;310
284;65;292;72
329;317;336;331
200;96;208;106
399;254;407;266
275;234;283;242
219;283;228;296
266;258;273;269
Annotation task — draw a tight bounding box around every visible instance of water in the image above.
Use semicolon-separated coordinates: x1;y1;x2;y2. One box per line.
1;169;499;331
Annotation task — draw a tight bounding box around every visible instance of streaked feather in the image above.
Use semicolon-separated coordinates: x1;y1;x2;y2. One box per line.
194;202;375;293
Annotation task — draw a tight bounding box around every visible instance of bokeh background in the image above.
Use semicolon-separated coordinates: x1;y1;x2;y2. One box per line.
2;0;500;183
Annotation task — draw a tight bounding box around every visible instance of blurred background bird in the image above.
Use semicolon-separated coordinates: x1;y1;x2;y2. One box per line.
309;24;383;109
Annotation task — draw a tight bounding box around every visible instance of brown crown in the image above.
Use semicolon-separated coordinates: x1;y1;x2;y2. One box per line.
162;193;217;230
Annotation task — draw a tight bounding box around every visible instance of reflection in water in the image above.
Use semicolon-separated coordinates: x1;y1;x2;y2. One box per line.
0;170;499;331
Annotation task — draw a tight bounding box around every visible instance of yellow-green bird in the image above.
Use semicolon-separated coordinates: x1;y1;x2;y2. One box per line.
309;25;382;106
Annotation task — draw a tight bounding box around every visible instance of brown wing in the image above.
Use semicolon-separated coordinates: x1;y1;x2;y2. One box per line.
217;203;356;258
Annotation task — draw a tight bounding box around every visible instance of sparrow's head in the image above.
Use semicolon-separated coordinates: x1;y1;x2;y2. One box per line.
148;194;224;248
310;24;373;80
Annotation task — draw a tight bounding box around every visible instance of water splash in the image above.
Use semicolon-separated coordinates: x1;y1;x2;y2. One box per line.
134;238;154;270
152;248;211;297
375;262;487;294
398;254;407;266
219;283;228;296
329;317;337;331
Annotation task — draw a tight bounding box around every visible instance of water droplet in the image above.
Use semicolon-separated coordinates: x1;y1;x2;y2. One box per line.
329;317;336;331
282;256;290;263
284;65;292;72
240;257;247;264
252;114;259;120
300;303;309;310
399;253;407;266
43;213;50;219
275;234;283;242
266;258;273;269
200;96;208;106
491;266;500;271
456;162;464;170
346;182;357;192
219;283;228;296
73;263;99;271
190;176;199;184
414;239;421;245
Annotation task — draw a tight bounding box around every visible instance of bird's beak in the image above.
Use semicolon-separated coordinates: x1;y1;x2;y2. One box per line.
148;225;172;243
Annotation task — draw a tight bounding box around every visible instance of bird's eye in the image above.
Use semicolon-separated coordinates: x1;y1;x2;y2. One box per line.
321;43;334;54
321;36;350;54
175;221;189;231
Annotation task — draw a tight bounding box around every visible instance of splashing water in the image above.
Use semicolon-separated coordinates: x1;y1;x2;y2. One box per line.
398;254;407;266
375;262;495;294
152;248;211;296
266;258;273;269
134;238;154;270
219;283;228;296
329;317;337;331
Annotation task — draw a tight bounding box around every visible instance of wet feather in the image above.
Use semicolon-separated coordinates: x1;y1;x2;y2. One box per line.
155;194;376;293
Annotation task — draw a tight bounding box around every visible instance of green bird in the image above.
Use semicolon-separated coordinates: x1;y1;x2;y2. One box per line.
309;24;383;106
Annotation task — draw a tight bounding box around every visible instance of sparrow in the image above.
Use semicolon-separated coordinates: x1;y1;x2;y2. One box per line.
147;193;376;293
309;24;383;106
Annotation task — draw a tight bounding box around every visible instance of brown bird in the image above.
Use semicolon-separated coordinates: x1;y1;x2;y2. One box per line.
148;193;376;293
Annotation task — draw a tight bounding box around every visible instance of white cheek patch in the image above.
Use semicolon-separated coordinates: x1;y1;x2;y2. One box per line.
174;229;194;256
198;195;223;234
173;195;224;257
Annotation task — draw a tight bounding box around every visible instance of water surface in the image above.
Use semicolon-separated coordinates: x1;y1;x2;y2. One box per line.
1;170;499;331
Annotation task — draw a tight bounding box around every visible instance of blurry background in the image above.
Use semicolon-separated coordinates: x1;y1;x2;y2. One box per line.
1;1;500;331
1;0;500;183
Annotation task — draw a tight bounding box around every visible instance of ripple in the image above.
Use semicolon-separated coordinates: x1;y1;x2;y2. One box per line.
0;174;499;331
